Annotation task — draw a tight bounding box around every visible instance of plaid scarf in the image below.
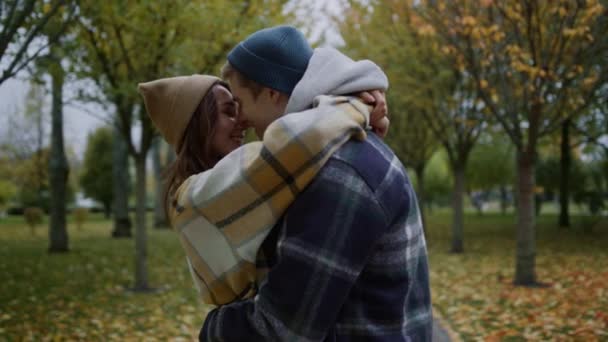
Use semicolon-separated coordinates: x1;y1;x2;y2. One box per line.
170;95;371;306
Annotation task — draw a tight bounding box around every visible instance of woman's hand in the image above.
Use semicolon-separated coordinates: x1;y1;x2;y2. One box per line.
357;90;389;138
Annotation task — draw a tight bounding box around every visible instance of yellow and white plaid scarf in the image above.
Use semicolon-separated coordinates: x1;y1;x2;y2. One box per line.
170;95;371;306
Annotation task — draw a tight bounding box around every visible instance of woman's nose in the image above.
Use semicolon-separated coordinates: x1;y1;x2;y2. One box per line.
235;113;251;130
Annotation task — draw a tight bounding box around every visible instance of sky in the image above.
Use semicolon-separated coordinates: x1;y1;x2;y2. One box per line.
0;77;108;158
0;0;346;159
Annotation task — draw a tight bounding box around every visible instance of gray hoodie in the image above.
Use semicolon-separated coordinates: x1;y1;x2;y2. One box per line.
285;47;389;114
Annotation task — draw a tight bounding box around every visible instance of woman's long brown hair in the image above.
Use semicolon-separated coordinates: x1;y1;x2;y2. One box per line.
163;80;229;221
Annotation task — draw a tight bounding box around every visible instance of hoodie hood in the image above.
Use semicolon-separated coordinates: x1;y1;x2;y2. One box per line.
285;47;389;114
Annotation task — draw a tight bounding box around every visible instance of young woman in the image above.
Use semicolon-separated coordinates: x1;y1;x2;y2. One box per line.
139;74;387;306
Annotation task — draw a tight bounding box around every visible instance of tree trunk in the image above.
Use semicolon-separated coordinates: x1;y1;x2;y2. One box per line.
112;123;132;238
559;119;571;228
500;185;508;215
36;108;44;208
152;140;168;228
104;202;111;219
414;165;427;232
450;164;465;253
514;150;537;286
471;191;484;216
535;193;543;217
134;154;150;291
48;59;69;253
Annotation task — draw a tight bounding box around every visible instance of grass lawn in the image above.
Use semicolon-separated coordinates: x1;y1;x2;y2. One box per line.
426;210;608;341
0;214;210;341
0;211;606;341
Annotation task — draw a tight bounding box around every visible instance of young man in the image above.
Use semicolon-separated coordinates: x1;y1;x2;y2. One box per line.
200;26;432;341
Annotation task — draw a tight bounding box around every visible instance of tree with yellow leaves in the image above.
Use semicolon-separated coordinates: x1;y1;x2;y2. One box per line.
0;0;72;85
339;0;485;250
74;0;290;291
420;0;608;285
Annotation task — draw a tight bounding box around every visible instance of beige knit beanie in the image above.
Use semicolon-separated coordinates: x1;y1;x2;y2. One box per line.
138;75;220;151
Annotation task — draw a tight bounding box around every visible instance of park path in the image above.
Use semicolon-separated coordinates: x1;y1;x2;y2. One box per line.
432;308;460;342
432;320;452;342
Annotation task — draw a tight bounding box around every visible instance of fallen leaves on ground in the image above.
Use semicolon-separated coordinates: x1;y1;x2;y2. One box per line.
1;213;606;341
0;219;210;341
427;213;608;341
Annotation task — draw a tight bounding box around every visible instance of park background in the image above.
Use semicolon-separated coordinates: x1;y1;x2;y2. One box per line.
0;0;607;341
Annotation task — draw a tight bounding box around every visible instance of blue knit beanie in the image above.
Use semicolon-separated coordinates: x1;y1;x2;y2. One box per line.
227;25;313;95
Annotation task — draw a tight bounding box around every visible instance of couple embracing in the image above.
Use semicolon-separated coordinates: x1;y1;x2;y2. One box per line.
139;25;432;342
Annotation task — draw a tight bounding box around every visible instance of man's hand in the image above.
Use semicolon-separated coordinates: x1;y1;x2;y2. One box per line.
372;117;390;139
357;90;389;138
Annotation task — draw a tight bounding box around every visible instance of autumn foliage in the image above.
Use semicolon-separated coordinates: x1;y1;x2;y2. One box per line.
340;0;607;287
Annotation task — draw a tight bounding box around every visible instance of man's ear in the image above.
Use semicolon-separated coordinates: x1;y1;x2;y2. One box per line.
224;75;234;88
267;88;287;104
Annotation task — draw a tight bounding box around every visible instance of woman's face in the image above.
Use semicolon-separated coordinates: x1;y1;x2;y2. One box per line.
210;84;244;158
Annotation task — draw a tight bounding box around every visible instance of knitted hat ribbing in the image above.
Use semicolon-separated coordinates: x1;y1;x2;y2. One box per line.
227;25;313;95
138;75;220;151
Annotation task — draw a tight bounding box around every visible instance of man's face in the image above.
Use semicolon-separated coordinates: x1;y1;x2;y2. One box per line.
227;77;288;139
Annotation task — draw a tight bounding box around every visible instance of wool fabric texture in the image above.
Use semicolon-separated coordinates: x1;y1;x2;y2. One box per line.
170;95;371;306
138;75;220;151
227;25;313;95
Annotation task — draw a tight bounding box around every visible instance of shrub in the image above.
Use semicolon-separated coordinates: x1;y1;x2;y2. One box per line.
73;207;89;230
23;207;44;235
